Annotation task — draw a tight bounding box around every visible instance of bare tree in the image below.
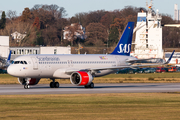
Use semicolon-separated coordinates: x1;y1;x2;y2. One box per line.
6;10;17;20
85;23;108;46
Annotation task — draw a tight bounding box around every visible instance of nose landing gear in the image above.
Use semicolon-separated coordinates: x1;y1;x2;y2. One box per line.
24;84;30;89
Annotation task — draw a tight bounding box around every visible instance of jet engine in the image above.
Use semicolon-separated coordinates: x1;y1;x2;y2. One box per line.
18;78;40;85
70;71;93;86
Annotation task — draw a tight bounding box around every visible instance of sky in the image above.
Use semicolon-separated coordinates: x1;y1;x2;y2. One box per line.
0;0;180;19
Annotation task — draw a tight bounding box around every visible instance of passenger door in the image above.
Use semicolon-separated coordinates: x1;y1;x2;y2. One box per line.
31;57;38;70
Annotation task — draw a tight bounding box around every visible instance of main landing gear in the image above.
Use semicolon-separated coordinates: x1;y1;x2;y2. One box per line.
84;82;94;88
50;79;59;88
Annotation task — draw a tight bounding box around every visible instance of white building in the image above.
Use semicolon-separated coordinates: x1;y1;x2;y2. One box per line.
10;46;71;60
174;4;180;21
0;36;9;58
63;23;86;41
11;31;26;42
174;4;178;21
40;46;71;54
132;0;164;59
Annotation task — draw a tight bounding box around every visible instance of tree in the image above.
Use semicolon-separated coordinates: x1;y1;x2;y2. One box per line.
108;27;119;46
110;15;136;36
85;23;108;46
85;10;107;26
7;10;17;20
42;25;59;46
111;18;126;33
0;11;6;29
100;12;114;30
33;17;40;30
21;8;32;22
161;14;174;25
73;12;88;27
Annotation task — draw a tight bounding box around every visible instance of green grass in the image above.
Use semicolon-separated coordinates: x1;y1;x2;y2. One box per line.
0;93;180;119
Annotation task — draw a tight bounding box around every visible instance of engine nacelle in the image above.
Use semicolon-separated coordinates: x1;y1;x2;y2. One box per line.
18;78;40;85
70;71;93;86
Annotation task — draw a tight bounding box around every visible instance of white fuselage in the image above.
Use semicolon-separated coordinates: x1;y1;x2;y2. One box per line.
7;54;136;79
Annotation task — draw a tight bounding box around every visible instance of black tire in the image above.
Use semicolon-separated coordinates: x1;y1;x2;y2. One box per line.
84;85;89;88
50;82;54;88
84;82;94;88
54;82;59;88
24;85;29;89
90;82;94;88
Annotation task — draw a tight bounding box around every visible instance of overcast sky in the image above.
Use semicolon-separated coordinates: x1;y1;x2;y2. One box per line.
0;0;180;19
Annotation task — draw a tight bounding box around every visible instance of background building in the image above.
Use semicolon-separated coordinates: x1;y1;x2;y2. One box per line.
11;31;26;43
10;46;71;60
0;36;9;58
174;4;180;21
0;36;71;64
132;1;163;59
63;23;86;41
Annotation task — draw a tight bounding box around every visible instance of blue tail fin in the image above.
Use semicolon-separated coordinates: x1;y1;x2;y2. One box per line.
111;22;134;56
7;50;11;65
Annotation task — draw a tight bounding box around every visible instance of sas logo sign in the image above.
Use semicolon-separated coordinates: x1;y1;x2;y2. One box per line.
117;44;131;53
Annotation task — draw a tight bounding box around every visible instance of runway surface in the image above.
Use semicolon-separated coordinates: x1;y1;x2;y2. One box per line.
1;83;180;95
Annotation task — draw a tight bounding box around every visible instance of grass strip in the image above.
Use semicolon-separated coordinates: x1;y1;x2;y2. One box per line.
0;93;180;119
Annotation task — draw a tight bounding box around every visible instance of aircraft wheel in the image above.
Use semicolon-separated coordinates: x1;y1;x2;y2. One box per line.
24;84;29;89
84;82;94;88
90;82;94;88
84;85;89;88
50;82;54;88
54;82;59;88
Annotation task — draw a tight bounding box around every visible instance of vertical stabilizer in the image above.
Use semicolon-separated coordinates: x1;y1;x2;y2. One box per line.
111;22;134;56
7;50;11;65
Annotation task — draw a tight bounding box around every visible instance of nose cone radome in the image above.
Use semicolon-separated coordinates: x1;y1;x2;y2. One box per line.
7;65;15;76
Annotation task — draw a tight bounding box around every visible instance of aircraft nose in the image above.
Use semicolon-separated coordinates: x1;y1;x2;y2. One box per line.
7;65;15;76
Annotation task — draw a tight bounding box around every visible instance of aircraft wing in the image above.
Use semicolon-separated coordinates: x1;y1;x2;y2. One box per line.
126;58;164;64
91;50;174;71
65;50;174;74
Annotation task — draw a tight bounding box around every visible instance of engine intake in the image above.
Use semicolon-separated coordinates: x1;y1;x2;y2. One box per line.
18;78;40;85
70;71;93;86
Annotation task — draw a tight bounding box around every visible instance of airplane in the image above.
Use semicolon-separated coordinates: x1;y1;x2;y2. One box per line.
7;22;174;89
0;50;11;68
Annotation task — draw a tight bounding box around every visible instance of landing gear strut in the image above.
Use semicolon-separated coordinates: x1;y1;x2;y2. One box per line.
85;82;94;88
50;79;59;88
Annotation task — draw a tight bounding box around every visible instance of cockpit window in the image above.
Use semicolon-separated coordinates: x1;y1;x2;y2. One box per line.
14;61;20;64
24;61;27;64
13;61;28;64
